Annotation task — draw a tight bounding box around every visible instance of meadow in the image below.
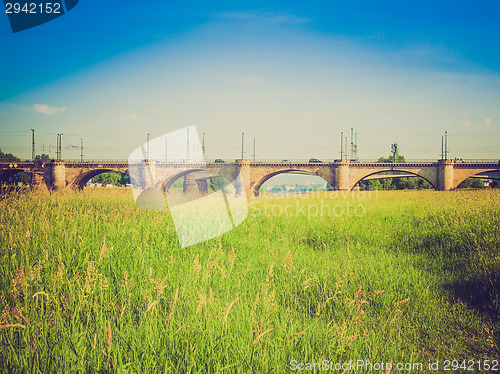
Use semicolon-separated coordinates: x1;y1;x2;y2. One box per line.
0;188;499;373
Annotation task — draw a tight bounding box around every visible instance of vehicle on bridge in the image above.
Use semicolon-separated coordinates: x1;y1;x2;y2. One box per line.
214;159;225;163
309;158;322;163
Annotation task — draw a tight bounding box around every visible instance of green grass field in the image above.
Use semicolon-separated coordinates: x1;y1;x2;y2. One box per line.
0;189;499;373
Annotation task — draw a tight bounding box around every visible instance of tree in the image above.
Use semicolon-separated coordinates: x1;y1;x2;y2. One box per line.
209;177;231;192
0;149;20;162
417;178;433;189
91;172;122;186
378;155;406;163
457;178;486;189
381;177;395;190
35;154;51;163
471;179;486;188
2;172;31;185
360;179;382;190
393;177;417;189
392;177;432;190
171;177;184;189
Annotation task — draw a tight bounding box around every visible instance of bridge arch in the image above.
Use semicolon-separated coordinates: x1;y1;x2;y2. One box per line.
0;169;33;185
159;168;242;196
159;168;207;191
251;169;333;196
350;169;437;190
454;167;499;188
70;168;129;190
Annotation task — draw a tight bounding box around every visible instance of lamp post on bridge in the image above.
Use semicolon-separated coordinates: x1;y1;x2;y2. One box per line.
56;134;63;160
445;131;448;160
340;132;343;160
241;132;244;160
31;129;35;161
147;133;150;160
202;132;206;160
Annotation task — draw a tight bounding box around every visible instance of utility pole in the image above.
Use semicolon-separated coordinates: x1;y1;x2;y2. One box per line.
350;128;354;161
165;138;168;162
391;143;399;163
241;132;244;160
147;133;150;160
354;132;358;161
444;131;448;160
31;129;35;161
253;137;256;162
441;135;444;160
340;132;343;160
80;138;84;162
186;128;190;160
345;135;348;160
57;134;63;160
202;133;206;160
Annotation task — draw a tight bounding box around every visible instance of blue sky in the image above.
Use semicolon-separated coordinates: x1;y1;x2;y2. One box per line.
1;0;499;161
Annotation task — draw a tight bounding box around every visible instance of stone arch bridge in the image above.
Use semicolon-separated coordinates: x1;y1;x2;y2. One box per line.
0;159;498;197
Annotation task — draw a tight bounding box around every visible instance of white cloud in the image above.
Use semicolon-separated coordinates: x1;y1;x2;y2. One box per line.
484;117;492;127
34;103;67;115
461;119;471;127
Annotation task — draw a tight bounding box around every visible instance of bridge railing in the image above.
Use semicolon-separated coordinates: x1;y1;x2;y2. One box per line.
1;159;498;166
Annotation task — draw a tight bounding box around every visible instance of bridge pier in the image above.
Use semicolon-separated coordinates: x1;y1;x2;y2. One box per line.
45;161;66;190
183;172;199;194
30;172;46;190
235;159;251;197
196;179;209;194
438;160;454;191
334;160;350;191
140;160;157;189
181;173;210;195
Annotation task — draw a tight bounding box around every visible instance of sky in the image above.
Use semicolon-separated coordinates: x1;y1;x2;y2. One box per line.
1;0;500;163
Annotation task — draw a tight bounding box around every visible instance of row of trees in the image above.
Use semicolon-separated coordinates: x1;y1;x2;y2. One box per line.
35;154;51;163
360;177;432;190
377;155;406;163
0;149;21;162
91;172;130;186
360;176;499;190
0;149;52;163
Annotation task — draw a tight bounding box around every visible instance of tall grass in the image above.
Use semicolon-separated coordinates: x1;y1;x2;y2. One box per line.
0;188;499;373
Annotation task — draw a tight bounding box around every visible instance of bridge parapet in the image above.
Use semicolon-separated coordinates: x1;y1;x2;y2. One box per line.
350;162;437;167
